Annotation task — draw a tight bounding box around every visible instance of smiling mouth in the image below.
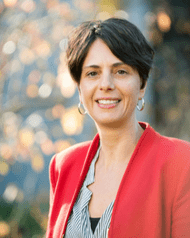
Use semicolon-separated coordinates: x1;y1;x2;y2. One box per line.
96;99;121;105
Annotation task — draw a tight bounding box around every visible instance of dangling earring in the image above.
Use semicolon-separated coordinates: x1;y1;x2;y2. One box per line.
137;98;145;111
78;102;87;115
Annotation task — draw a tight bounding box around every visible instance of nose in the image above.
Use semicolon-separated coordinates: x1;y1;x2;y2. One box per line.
99;72;115;91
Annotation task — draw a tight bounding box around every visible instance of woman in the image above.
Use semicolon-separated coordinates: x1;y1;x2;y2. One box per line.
46;18;190;238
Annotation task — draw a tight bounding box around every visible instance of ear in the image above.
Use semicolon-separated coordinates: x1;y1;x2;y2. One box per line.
139;82;147;100
77;84;83;103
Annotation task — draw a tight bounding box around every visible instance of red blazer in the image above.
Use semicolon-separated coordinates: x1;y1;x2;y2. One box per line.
46;122;190;238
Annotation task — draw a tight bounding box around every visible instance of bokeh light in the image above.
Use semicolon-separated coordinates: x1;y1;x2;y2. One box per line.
114;10;129;19
31;153;44;173
54;140;71;153
3;184;19;202
26;84;39;98
3;0;18;7
38;84;52;98
96;11;112;20
19;128;35;148
0;221;10;237
35;130;48;144
2;41;16;55
52;104;65;119
58;72;76;98
0;161;9;176
34;41;51;58
28;70;41;83
61;107;84;135
40;139;54;155
74;0;95;13
27;113;43;128
0;144;13;160
157;11;171;32
19;48;36;65
59;38;68;51
20;0;36;13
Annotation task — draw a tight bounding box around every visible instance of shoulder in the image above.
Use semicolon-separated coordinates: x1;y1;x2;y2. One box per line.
49;133;100;186
50;141;92;173
158;134;190;160
150;130;190;177
144;122;190;167
57;140;91;160
143;125;190;197
144;122;190;158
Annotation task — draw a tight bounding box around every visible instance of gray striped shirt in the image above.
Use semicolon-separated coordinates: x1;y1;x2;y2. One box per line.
65;146;114;238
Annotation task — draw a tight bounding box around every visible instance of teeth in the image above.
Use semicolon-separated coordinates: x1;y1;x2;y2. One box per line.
98;100;119;104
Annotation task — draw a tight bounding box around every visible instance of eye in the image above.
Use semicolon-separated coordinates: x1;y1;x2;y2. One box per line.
87;71;98;77
117;70;127;75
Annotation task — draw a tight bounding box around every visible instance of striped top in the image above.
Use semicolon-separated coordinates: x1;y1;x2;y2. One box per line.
65;145;115;238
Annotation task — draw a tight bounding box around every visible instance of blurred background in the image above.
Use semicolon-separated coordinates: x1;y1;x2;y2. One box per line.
0;0;190;237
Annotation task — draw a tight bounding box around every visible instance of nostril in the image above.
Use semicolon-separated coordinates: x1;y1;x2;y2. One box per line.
100;87;112;91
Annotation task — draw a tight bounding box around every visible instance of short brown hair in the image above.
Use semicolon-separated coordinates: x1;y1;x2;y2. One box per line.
66;18;154;89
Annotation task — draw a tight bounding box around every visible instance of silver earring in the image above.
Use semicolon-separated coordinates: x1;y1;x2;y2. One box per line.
78;102;87;115
137;98;145;111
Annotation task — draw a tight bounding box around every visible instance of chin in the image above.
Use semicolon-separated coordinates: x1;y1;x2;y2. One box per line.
94;118;127;129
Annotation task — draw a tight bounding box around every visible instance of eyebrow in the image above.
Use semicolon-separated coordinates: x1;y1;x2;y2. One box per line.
83;65;100;70
83;62;127;70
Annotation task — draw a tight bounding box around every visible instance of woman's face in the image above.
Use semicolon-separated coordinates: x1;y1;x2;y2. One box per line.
79;39;146;128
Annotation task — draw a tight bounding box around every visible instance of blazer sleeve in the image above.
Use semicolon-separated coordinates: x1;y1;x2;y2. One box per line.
172;160;190;237
48;155;57;213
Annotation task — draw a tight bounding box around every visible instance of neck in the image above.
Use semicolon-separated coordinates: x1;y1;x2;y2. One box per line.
96;119;144;169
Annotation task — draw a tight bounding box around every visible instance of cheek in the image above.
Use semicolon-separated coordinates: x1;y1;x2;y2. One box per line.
80;82;96;99
80;88;91;104
123;81;140;95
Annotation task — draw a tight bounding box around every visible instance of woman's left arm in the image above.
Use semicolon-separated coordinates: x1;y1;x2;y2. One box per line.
172;160;190;237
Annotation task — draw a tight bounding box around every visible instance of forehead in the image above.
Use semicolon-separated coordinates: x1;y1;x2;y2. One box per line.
82;39;123;68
